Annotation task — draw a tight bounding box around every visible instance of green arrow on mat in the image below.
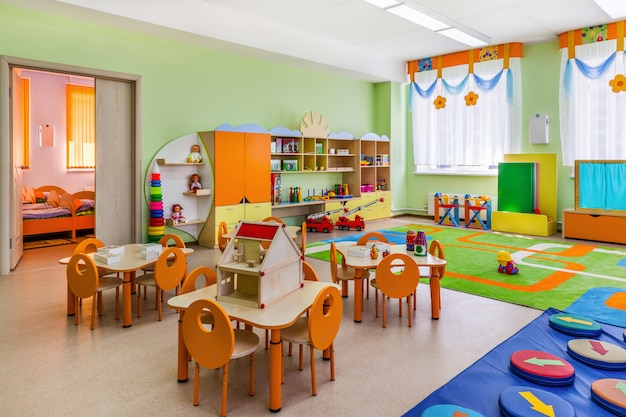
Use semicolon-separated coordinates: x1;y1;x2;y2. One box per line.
524;357;565;367
616;381;626;396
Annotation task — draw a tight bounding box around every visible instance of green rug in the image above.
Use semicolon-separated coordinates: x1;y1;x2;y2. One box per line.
306;224;626;327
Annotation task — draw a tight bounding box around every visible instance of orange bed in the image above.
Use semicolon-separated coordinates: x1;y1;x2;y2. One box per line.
22;185;95;239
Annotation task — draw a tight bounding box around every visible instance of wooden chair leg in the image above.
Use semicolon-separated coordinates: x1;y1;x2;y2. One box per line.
330;343;336;381
221;363;229;417
137;286;142;317
193;362;200;406
157;289;163;321
115;287;120;320
310;345;317;396
407;296;412;327
74;296;79;326
375;289;379;317
90;294;97;330
249;353;255;396
299;345;304;370
382;297;387;328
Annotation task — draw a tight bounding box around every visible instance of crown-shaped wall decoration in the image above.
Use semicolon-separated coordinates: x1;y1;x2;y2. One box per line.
300;111;330;138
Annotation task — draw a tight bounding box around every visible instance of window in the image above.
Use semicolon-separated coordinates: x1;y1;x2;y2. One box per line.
410;56;521;175
66;84;95;169
559;39;626;166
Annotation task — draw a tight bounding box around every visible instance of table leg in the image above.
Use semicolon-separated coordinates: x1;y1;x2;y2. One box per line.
177;310;189;382
341;281;349;297
430;276;440;319
353;269;363;323
123;271;134;327
67;285;76;316
269;329;282;412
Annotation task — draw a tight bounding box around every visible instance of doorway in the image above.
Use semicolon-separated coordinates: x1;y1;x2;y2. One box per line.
1;56;143;275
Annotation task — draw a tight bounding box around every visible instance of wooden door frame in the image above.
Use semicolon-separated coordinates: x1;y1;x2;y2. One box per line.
0;55;143;275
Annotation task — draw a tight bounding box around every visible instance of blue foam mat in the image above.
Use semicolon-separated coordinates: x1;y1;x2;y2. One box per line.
403;308;626;417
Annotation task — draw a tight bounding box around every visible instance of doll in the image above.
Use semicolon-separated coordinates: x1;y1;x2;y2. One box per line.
170;203;186;224
189;173;202;192
187;144;203;163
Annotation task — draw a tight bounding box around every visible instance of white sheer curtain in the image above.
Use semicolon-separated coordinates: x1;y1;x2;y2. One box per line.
559;40;626;166
411;58;521;172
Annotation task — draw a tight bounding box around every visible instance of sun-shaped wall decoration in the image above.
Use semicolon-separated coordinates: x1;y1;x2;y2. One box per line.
300;111;330;138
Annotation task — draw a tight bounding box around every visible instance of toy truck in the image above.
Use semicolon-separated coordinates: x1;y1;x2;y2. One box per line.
305;207;345;233
335;198;383;231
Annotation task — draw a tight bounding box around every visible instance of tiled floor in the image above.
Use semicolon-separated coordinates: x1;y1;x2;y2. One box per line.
2;216;541;416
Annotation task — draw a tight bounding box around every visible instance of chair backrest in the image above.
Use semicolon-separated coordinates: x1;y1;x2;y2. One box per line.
428;240;446;279
218;221;228;253
356;231;388;245
375;253;420;299
262;216;285;224
154;247;187;291
182;298;234;369
329;242;340;284
66;253;99;299
302;261;319;282
73;237;105;255
308;286;342;350
181;266;217;294
159;233;186;248
300;221;307;254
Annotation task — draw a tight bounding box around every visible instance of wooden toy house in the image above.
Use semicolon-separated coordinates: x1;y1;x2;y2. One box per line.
216;220;303;308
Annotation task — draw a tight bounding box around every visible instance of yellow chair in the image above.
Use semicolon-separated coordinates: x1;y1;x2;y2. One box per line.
329;242;370;298
182;298;260;415
370;253;420;328
281;285;342;396
414;239;446;312
356;232;389;300
135;247;187;321
66;253;121;330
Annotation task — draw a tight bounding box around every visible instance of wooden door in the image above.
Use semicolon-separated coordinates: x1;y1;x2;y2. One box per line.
95;78;138;245
9;68;25;269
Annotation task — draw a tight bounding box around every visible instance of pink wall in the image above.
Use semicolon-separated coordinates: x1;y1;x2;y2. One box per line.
21;70;94;194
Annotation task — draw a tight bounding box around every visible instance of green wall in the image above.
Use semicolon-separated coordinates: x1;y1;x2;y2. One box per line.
1;4;577;227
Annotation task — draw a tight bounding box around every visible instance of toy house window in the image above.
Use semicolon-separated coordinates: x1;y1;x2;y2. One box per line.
66;84;95;169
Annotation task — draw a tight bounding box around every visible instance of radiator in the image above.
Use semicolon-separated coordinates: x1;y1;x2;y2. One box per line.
427;193;497;220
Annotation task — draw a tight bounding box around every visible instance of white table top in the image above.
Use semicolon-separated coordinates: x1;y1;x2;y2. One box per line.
335;242;446;269
59;243;194;271
167;280;338;330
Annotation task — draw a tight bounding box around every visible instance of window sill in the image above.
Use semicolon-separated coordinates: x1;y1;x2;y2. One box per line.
414;166;498;177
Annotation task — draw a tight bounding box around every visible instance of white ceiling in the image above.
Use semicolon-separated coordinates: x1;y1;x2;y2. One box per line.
2;0;619;82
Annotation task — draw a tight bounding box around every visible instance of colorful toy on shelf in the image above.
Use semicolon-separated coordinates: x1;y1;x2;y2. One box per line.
305;206;345;233
189;173;202;192
148;169;165;242
169;203;186;224
434;192;460;227
497;250;519;275
464;194;492;230
335;198;383;231
187;144;203;163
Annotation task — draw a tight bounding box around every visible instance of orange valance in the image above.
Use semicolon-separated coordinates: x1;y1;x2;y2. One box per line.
406;42;523;82
558;21;625;58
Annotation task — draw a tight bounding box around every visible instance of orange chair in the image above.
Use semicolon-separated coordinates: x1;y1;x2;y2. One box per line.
141;233;187;295
370;253;420;328
181;266;218;326
414;239;446;312
281;285;342;396
261;216;285;250
135;247;187;321
356;232;389;299
73;237;117;278
182;298;260;415
299;221;307;255
66;253;121;330
285;261;319;356
217;221;229;253
329;242;370;298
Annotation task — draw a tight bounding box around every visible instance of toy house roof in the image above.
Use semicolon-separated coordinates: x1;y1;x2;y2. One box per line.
235;222;280;241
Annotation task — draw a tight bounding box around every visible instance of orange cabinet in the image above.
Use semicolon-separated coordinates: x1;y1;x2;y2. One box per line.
198;130;271;247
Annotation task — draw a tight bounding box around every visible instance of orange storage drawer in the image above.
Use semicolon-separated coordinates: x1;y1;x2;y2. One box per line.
563;209;626;244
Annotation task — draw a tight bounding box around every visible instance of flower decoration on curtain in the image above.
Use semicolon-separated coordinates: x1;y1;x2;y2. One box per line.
609;74;626;93
407;43;523;171
434;95;446;109
558;20;626;165
464;91;479;106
